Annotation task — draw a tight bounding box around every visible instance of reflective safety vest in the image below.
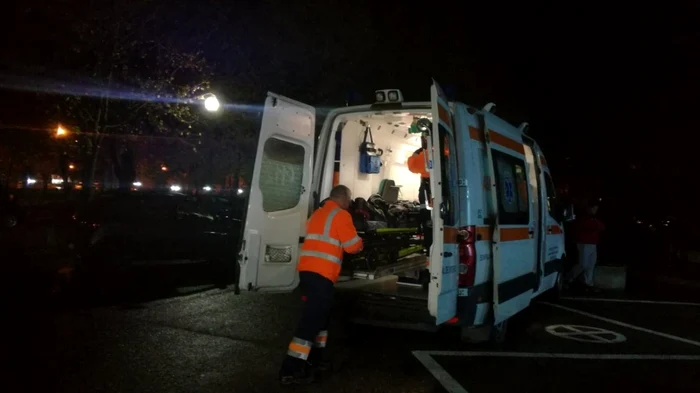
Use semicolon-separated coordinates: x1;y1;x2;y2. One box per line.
407;149;430;178
297;200;363;283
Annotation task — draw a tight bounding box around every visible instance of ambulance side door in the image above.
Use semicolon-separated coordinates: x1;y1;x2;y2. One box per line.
538;153;566;288
238;93;316;292
488;129;538;325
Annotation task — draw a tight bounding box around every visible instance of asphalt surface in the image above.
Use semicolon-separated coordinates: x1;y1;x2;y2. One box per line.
3;283;700;393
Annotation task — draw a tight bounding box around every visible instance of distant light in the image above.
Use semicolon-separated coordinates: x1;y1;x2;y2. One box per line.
203;186;212;192
170;185;181;192
26;178;36;185
161;165;168;172
68;164;75;170
56;125;67;136
133;181;142;187
237;188;244;195
204;95;220;112
51;178;64;185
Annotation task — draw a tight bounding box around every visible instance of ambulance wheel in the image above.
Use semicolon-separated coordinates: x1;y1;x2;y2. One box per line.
543;268;565;301
459;320;508;345
489;320;508;345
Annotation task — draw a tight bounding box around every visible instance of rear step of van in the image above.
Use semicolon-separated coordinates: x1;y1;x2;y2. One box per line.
335;275;436;332
342;254;427;280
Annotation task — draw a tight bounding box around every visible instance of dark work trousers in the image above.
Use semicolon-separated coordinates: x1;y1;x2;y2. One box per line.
279;271;334;377
418;177;433;253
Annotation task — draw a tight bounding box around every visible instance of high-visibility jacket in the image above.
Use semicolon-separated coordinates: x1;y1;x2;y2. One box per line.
297;200;363;283
407;149;430;178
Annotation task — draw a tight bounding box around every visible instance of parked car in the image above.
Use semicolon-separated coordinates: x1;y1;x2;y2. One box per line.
69;190;243;291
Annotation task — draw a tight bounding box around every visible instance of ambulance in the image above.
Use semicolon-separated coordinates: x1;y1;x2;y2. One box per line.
236;81;572;343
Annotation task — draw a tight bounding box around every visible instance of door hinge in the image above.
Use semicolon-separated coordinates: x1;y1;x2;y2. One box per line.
457;178;467;187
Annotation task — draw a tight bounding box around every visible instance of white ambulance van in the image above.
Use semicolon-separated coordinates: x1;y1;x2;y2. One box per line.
236;81;572;342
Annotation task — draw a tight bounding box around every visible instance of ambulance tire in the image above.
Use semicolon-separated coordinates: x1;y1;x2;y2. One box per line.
489;320;508;345
459;320;508;345
543;268;565;301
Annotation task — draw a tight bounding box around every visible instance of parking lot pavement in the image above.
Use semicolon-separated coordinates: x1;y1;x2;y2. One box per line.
415;299;700;393
10;289;700;393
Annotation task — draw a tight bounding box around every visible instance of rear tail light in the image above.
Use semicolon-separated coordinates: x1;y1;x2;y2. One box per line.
458;226;476;287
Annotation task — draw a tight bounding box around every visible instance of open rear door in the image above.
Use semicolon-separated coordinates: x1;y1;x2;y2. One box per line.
427;80;460;324
238;93;315;292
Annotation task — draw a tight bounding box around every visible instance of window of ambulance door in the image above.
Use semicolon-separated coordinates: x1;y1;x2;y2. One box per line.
492;151;529;225
258;138;306;212
543;172;560;221
438;124;457;226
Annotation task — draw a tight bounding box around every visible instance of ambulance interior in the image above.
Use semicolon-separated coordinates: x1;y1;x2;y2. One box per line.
322;110;434;296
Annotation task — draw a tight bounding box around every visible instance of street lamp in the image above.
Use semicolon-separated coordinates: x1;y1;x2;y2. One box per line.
203;93;220;112
68;164;75;170
56;125;67;137
161;165;168;172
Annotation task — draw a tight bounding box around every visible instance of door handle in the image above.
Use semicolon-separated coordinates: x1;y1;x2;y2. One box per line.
528;230;534;235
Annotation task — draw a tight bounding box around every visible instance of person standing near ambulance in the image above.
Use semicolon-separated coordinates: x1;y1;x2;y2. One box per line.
575;202;605;291
279;185;363;385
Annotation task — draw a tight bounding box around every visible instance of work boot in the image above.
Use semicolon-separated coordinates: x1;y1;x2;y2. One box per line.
311;360;333;372
279;370;314;386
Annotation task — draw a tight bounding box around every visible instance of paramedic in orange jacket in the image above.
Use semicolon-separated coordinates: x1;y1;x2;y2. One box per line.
407;136;433;250
279;185;363;385
407;136;431;208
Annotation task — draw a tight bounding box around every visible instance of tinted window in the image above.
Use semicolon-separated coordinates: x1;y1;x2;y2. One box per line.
493;150;529;225
544;172;558;216
438;124;457;226
259;138;305;212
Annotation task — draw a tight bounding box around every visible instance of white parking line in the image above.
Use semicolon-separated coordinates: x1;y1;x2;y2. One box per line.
413;350;700;393
416;351;700;360
412;351;469;393
559;297;700;307
540;302;700;348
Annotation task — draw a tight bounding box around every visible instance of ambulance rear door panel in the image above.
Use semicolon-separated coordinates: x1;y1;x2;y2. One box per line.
238;93;316;292
428;80;460;325
452;103;493;326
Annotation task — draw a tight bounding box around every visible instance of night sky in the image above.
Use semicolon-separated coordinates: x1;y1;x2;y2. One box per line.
1;1;698;213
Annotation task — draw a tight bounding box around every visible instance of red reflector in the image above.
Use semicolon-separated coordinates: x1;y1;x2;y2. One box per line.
301;295;307;302
446;317;459;324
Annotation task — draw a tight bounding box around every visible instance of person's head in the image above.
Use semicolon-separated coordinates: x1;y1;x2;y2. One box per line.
329;185;352;210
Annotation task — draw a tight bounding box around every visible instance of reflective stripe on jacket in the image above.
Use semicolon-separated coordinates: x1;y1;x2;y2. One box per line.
297;200;363;282
407;149;430;178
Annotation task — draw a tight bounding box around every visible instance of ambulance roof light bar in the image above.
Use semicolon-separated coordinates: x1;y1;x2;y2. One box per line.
374;89;404;104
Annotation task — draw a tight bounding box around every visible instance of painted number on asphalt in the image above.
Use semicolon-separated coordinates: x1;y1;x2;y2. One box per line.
545;325;627;344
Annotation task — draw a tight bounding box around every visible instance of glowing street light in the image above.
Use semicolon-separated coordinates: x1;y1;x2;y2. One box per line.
68;164;75;170
203;94;220;112
56;125;67;137
161;165;168;172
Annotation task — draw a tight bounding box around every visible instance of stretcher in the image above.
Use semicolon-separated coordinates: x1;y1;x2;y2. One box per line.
342;227;428;280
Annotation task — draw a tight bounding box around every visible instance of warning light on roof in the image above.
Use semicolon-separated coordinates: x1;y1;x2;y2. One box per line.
374;89;404;104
